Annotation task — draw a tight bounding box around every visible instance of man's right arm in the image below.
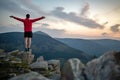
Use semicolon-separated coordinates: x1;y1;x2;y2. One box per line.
10;16;24;22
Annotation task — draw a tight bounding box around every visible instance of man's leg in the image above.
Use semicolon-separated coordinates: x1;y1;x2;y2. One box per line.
28;38;32;51
25;37;29;51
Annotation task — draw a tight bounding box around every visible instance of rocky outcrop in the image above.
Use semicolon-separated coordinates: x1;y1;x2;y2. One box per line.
30;56;48;77
48;59;61;74
22;50;34;64
29;57;61;80
30;61;48;76
37;56;44;62
62;58;85;80
30;56;61;80
8;50;34;64
62;51;120;80
48;59;61;80
0;50;31;80
9;71;52;80
30;61;48;69
85;51;120;80
2;48;120;80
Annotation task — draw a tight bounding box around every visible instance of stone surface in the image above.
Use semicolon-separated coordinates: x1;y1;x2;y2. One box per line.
7;50;34;64
0;50;31;80
62;58;85;80
0;49;4;53
9;71;52;80
22;51;34;64
37;56;44;62
30;61;48;69
85;51;120;80
49;72;61;80
30;61;48;77
48;59;61;74
4;49;120;80
48;59;61;80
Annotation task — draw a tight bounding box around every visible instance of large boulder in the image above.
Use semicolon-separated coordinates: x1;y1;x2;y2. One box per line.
37;56;44;62
8;50;34;64
62;58;85;80
48;59;61;80
30;61;48;70
0;50;31;80
30;57;48;77
9;71;52;80
85;51;120;80
48;59;60;74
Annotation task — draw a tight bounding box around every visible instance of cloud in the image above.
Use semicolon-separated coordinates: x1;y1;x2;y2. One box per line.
0;0;104;29
0;0;30;15
18;0;46;16
41;23;50;27
105;6;120;15
102;32;109;37
51;7;104;29
40;28;66;37
0;24;23;33
33;23;66;37
80;3;90;17
0;0;46;17
103;21;108;25
110;24;120;32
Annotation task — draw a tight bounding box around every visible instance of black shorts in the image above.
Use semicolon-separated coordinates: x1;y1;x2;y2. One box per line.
24;31;32;38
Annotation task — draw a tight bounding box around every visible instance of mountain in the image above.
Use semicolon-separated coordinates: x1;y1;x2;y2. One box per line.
92;39;120;51
0;32;90;63
34;31;50;37
56;38;120;56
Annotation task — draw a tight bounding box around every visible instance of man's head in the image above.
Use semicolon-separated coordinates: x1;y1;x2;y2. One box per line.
26;14;30;18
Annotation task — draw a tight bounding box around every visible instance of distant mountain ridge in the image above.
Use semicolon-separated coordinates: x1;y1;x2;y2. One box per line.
92;39;120;50
0;32;90;63
56;38;120;56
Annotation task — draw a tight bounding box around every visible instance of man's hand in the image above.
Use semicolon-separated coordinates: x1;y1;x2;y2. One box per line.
9;16;14;18
41;16;45;19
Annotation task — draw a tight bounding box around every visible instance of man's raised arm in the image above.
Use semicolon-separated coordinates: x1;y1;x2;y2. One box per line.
31;16;45;22
10;16;24;22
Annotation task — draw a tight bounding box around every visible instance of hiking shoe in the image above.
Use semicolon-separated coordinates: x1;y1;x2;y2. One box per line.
25;48;28;52
28;48;30;52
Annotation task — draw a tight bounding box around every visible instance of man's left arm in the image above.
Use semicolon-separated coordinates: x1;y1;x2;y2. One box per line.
31;16;45;22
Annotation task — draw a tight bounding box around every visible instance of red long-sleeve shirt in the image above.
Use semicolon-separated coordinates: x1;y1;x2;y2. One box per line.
13;16;44;32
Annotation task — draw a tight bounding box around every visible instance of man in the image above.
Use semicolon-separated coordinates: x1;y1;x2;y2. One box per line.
10;14;45;51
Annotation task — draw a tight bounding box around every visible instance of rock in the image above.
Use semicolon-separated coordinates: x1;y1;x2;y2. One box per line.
62;58;85;80
49;72;61;80
37;56;44;62
9;71;52;80
9;73;16;77
10;58;22;63
48;60;61;74
30;61;48;69
47;59;61;80
30;61;48;76
22;51;34;64
85;51;120;80
7;50;34;64
0;49;5;54
8;50;21;55
0;53;6;59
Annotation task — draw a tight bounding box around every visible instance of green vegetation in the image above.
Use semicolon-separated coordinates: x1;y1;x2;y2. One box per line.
0;51;30;80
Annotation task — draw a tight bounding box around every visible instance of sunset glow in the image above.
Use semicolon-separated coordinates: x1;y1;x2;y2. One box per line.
0;0;120;40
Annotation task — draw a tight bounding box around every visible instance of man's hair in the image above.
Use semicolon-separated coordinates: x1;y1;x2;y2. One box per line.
26;14;30;18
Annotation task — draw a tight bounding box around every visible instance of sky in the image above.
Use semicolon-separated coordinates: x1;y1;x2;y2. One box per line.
0;0;120;40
